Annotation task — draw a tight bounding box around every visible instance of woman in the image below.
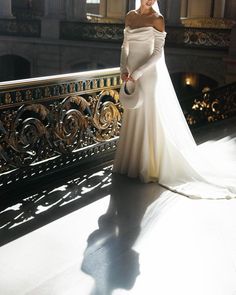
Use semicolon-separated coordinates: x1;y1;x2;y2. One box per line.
113;0;236;199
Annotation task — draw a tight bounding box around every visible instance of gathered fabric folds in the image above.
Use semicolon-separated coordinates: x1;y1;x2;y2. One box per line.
113;26;236;199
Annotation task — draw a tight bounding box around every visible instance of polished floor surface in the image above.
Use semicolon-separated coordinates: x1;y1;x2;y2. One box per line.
0;118;236;295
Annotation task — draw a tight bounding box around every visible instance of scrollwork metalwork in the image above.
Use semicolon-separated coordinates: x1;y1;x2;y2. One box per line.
185;28;230;48
0;19;40;38
181;82;236;127
60;22;231;50
60;22;124;42
53;95;90;153
0;18;231;50
91;90;121;141
0;71;122;187
6;104;49;167
1;68;235;189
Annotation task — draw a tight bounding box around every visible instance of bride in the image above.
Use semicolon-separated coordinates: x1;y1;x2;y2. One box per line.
113;0;236;199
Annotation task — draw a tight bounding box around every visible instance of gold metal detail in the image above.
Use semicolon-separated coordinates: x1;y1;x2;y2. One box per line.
4;93;12;104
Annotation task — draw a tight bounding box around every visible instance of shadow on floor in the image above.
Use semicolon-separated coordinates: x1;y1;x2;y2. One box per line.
1;117;235;247
192;116;236;144
0;164;114;246
81;173;165;295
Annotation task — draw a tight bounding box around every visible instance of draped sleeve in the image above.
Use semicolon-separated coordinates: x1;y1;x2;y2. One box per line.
131;30;167;81
120;29;129;76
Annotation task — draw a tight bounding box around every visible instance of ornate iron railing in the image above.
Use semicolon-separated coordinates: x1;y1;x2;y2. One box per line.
0;18;41;38
60;22;124;42
0;18;231;50
0;68;122;188
0;68;235;189
60;22;231;50
166;26;231;50
180;82;236;127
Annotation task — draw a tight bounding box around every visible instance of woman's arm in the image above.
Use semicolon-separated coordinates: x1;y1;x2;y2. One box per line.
120;11;138;81
120;12;134;81
120;30;129;80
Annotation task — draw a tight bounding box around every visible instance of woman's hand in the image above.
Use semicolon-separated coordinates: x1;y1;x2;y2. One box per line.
121;73;129;82
128;75;135;82
121;73;136;82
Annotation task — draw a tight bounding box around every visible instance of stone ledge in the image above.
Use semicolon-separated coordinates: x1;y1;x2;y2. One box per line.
181;17;236;29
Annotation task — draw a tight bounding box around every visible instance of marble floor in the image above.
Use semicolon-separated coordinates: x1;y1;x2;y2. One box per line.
0;118;236;295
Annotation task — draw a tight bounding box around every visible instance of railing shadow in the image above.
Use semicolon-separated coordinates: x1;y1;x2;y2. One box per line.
0;164;114;247
81;173;165;295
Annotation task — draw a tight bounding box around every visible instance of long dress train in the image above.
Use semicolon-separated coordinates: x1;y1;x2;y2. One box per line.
113;26;236;200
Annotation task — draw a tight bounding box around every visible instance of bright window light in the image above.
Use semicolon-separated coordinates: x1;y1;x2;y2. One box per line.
86;0;100;3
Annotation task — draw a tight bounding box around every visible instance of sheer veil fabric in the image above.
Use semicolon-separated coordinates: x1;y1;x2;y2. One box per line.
113;3;236;200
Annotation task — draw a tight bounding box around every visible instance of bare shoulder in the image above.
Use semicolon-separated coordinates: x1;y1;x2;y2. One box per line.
153;14;165;32
126;10;137;16
125;10;136;26
126;9;137;20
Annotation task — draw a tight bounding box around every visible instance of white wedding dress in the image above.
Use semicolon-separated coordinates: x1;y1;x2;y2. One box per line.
113;26;236;199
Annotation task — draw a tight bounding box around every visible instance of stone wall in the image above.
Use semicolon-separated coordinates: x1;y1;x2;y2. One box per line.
165;48;227;85
0;35;228;85
0;36;120;79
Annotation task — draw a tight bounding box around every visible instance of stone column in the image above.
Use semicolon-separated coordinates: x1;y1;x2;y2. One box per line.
44;0;66;19
0;0;13;18
66;0;87;20
99;0;107;17
213;0;226;18
159;0;168;19
42;0;66;39
225;26;236;83
127;0;135;11
187;0;212;18
166;0;182;25
181;0;188;18
106;0;127;20
225;0;236;19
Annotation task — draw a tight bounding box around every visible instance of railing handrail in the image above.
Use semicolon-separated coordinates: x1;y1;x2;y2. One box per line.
0;67;120;90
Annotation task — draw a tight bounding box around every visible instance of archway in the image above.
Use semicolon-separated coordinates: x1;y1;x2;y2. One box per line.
0;55;31;82
170;72;218;100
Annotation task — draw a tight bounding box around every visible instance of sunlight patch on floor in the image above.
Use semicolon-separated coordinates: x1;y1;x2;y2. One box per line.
124;192;236;295
0;196;111;295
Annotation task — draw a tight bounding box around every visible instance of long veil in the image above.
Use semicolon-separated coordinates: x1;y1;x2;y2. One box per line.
155;53;236;199
134;1;236;200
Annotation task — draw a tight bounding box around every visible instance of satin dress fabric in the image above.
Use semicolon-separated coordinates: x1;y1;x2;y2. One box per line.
113;26;236;199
